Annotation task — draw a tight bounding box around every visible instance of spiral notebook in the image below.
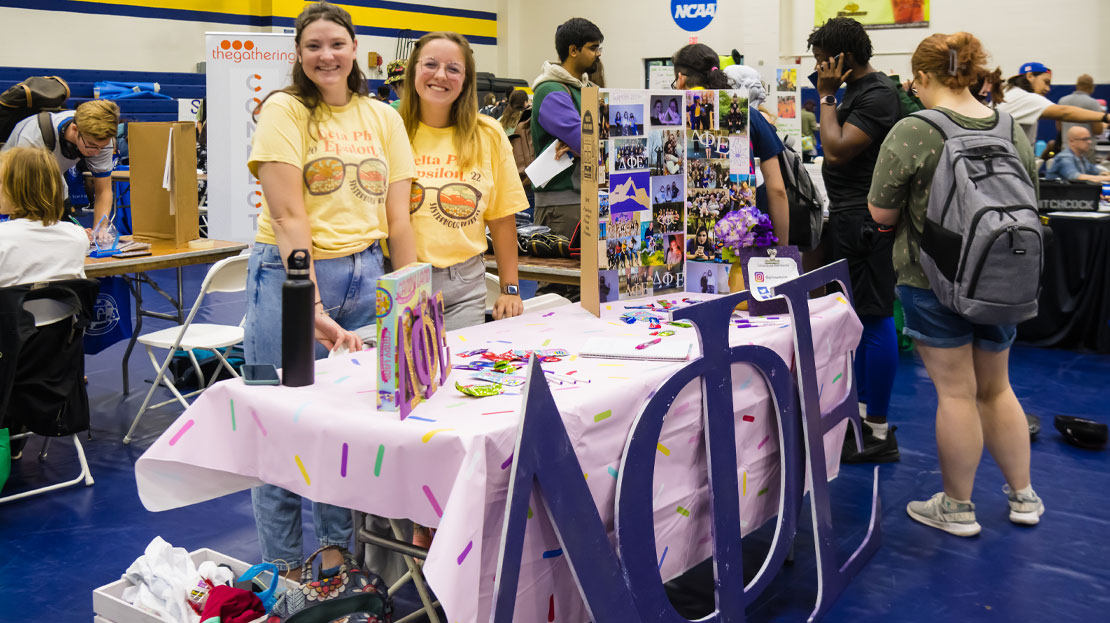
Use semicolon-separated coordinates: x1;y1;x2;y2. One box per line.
580;337;693;362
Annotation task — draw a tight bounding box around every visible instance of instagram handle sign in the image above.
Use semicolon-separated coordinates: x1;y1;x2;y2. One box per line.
206;32;296;243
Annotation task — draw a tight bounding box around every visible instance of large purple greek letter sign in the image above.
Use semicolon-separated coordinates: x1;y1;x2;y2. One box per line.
491;260;880;622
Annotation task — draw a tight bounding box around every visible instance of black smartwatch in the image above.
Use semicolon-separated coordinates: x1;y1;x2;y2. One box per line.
820;95;836;107
501;283;519;295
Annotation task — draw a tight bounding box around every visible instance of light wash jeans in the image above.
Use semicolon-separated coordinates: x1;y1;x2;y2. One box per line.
245;241;384;569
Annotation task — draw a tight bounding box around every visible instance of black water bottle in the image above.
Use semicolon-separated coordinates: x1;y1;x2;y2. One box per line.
282;249;315;387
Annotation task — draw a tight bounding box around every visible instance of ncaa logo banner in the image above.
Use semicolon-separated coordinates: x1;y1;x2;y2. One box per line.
206;32;296;244
671;0;717;32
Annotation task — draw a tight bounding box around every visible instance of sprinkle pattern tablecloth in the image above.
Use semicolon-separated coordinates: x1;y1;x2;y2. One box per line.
136;293;861;623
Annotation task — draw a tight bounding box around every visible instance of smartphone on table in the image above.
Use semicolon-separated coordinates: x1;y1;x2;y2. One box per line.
242;364;280;385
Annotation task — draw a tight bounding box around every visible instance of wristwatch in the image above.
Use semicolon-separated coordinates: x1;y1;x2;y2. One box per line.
501;283;519;296
820;95;836;107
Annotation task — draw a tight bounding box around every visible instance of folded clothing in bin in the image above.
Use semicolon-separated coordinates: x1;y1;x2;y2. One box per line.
199;585;265;623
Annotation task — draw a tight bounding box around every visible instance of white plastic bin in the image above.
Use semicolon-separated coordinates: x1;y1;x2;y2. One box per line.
92;548;291;623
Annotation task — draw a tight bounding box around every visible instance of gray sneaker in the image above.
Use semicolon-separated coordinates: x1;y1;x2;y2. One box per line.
1003;485;1045;525
906;492;981;537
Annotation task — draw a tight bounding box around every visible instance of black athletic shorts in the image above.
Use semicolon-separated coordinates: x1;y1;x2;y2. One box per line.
826;208;895;317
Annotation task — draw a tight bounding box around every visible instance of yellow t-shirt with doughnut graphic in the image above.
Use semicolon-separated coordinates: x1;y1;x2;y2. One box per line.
408;117;528;268
248;92;415;259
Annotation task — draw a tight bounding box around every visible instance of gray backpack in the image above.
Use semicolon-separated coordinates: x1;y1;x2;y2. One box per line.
912;109;1043;325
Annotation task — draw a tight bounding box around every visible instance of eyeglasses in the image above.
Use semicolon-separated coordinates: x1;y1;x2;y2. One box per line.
78;132;111;152
417;57;464;79
584;43;602;53
303;157;387;196
410;181;483;219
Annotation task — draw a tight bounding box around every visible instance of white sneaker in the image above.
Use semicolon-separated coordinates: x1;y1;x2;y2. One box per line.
906;492;981;537
1003;485;1045;525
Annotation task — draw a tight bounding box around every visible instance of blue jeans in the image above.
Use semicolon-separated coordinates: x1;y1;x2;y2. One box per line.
897;285;1016;352
245;241;385;568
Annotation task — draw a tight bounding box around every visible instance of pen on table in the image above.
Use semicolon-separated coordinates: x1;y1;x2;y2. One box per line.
545;370;589;384
636;338;661;350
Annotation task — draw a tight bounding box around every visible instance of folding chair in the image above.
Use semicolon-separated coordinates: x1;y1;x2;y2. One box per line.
0;279;99;504
353;515;442;623
123;254;249;444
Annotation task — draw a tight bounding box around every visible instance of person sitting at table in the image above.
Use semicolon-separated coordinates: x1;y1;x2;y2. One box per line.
868;32;1043;536
246;1;418;579
399;31;527;330
0;147;88;286
1046;126;1110;183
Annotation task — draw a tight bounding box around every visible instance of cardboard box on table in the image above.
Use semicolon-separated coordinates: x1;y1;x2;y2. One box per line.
128;122;200;245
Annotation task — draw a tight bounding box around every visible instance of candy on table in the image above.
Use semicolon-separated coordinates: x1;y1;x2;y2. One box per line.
666;320;693;328
457;348;489;358
471;370;526;386
650;330;676;337
455;381;504;397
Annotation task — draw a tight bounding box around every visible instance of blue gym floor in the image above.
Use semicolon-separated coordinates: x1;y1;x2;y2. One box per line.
1;263;1107;622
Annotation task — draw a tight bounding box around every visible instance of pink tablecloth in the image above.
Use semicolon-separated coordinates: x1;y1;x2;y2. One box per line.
136;293;861;623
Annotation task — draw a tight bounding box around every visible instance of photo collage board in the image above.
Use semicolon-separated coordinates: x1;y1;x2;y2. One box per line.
584;88;755;310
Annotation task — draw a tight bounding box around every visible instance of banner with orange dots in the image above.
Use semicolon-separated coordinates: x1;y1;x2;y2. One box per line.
205;32;296;243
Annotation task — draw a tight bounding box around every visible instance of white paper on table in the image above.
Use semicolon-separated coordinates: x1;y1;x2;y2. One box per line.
525;140;573;189
162;127;175;214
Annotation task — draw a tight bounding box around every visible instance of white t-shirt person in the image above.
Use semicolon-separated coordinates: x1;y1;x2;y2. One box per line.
2;110;115;180
997;87;1054;146
0;218;88;287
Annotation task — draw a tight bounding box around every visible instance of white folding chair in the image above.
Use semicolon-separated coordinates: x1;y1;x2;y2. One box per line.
123;254;249;444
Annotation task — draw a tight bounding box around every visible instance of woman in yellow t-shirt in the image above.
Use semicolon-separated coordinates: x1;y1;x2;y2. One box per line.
244;1;417;579
397;31;528;330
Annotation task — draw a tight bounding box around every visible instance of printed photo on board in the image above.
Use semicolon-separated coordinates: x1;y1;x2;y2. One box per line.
598;270;619;302
727;175;757;211
688;158;729;190
777;68;797;92
647;129;684;175
719;91;749;135
624;266;652;299
685;90;716;131
608;170;651;213
653;262;684;295
610;212;636;238
609;104;644;137
598;93;610;141
653;202;683;234
777;95;797;119
685;223;717;262
662;233;684;269
613;137;648;171
651;174;683;205
649;94;684;126
687;261;723;294
599;190;610;220
640;220;661;266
